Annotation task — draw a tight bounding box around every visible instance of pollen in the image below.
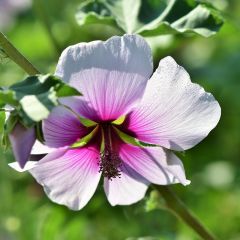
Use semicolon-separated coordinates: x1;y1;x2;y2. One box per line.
99;146;122;180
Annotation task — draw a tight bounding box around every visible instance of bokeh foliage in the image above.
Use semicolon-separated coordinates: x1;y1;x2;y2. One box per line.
0;0;240;239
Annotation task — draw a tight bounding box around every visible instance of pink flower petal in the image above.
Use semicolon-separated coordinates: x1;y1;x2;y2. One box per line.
43;105;88;148
55;34;153;121
118;142;190;186
9;123;36;168
104;162;149;206
124;56;221;151
29;145;101;210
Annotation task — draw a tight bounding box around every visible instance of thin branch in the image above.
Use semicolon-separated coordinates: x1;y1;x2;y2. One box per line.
0;31;40;75
154;185;218;240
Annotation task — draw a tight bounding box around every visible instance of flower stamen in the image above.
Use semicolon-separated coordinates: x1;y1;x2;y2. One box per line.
99;124;122;180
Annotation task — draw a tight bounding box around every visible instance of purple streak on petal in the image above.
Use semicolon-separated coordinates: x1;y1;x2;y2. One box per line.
43;105;89;148
55;34;153;121
9;123;36;168
124;56;221;151
29;145;101;210
61;70;147;121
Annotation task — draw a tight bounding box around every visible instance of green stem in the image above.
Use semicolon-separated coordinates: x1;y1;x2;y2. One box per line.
33;0;61;54
154;185;218;240
0;31;40;75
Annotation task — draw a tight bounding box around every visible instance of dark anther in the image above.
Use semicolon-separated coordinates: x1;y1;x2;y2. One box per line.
98;145;122;180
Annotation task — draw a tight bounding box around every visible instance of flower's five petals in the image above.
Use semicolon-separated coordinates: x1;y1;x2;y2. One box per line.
9;123;36;168
29;145;101;210
10;35;221;210
43;105;88;148
55;34;153;121
104;162;149;206
117;142;190;186
124;56;221;151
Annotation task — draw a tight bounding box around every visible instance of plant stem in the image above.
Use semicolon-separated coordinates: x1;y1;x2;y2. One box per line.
154;185;218;240
33;0;61;55
0;31;40;75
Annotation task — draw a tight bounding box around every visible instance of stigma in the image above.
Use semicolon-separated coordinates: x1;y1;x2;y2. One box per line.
99;124;122;180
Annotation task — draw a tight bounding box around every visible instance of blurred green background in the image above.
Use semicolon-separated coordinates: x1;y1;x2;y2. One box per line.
0;0;240;239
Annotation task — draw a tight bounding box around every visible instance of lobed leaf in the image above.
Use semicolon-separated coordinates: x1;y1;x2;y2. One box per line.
75;0;224;37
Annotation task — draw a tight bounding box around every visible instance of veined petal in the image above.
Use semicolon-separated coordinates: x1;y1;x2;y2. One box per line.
55;34;153;121
124;56;221;151
43;105;88;148
29;145;101;211
118;142;190;186
9;123;36;168
104;162;149;206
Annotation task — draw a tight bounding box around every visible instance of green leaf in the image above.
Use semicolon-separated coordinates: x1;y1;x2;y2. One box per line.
10;74;81;99
76;0;224;37
76;0;122;31
0;74;81;127
0;90;18;107
56;84;82;98
19;90;57;122
104;0;141;33
139;1;224;37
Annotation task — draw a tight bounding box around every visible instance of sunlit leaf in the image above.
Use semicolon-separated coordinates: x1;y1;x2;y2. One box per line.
76;0;224;37
104;0;141;33
0;74;81;127
0;90;18;107
76;0;122;31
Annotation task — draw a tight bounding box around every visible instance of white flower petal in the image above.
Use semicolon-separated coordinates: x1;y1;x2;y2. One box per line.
124;56;221;150
104;162;149;206
55;34;153;121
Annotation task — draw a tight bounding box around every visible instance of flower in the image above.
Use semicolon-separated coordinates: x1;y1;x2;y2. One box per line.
10;34;221;210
